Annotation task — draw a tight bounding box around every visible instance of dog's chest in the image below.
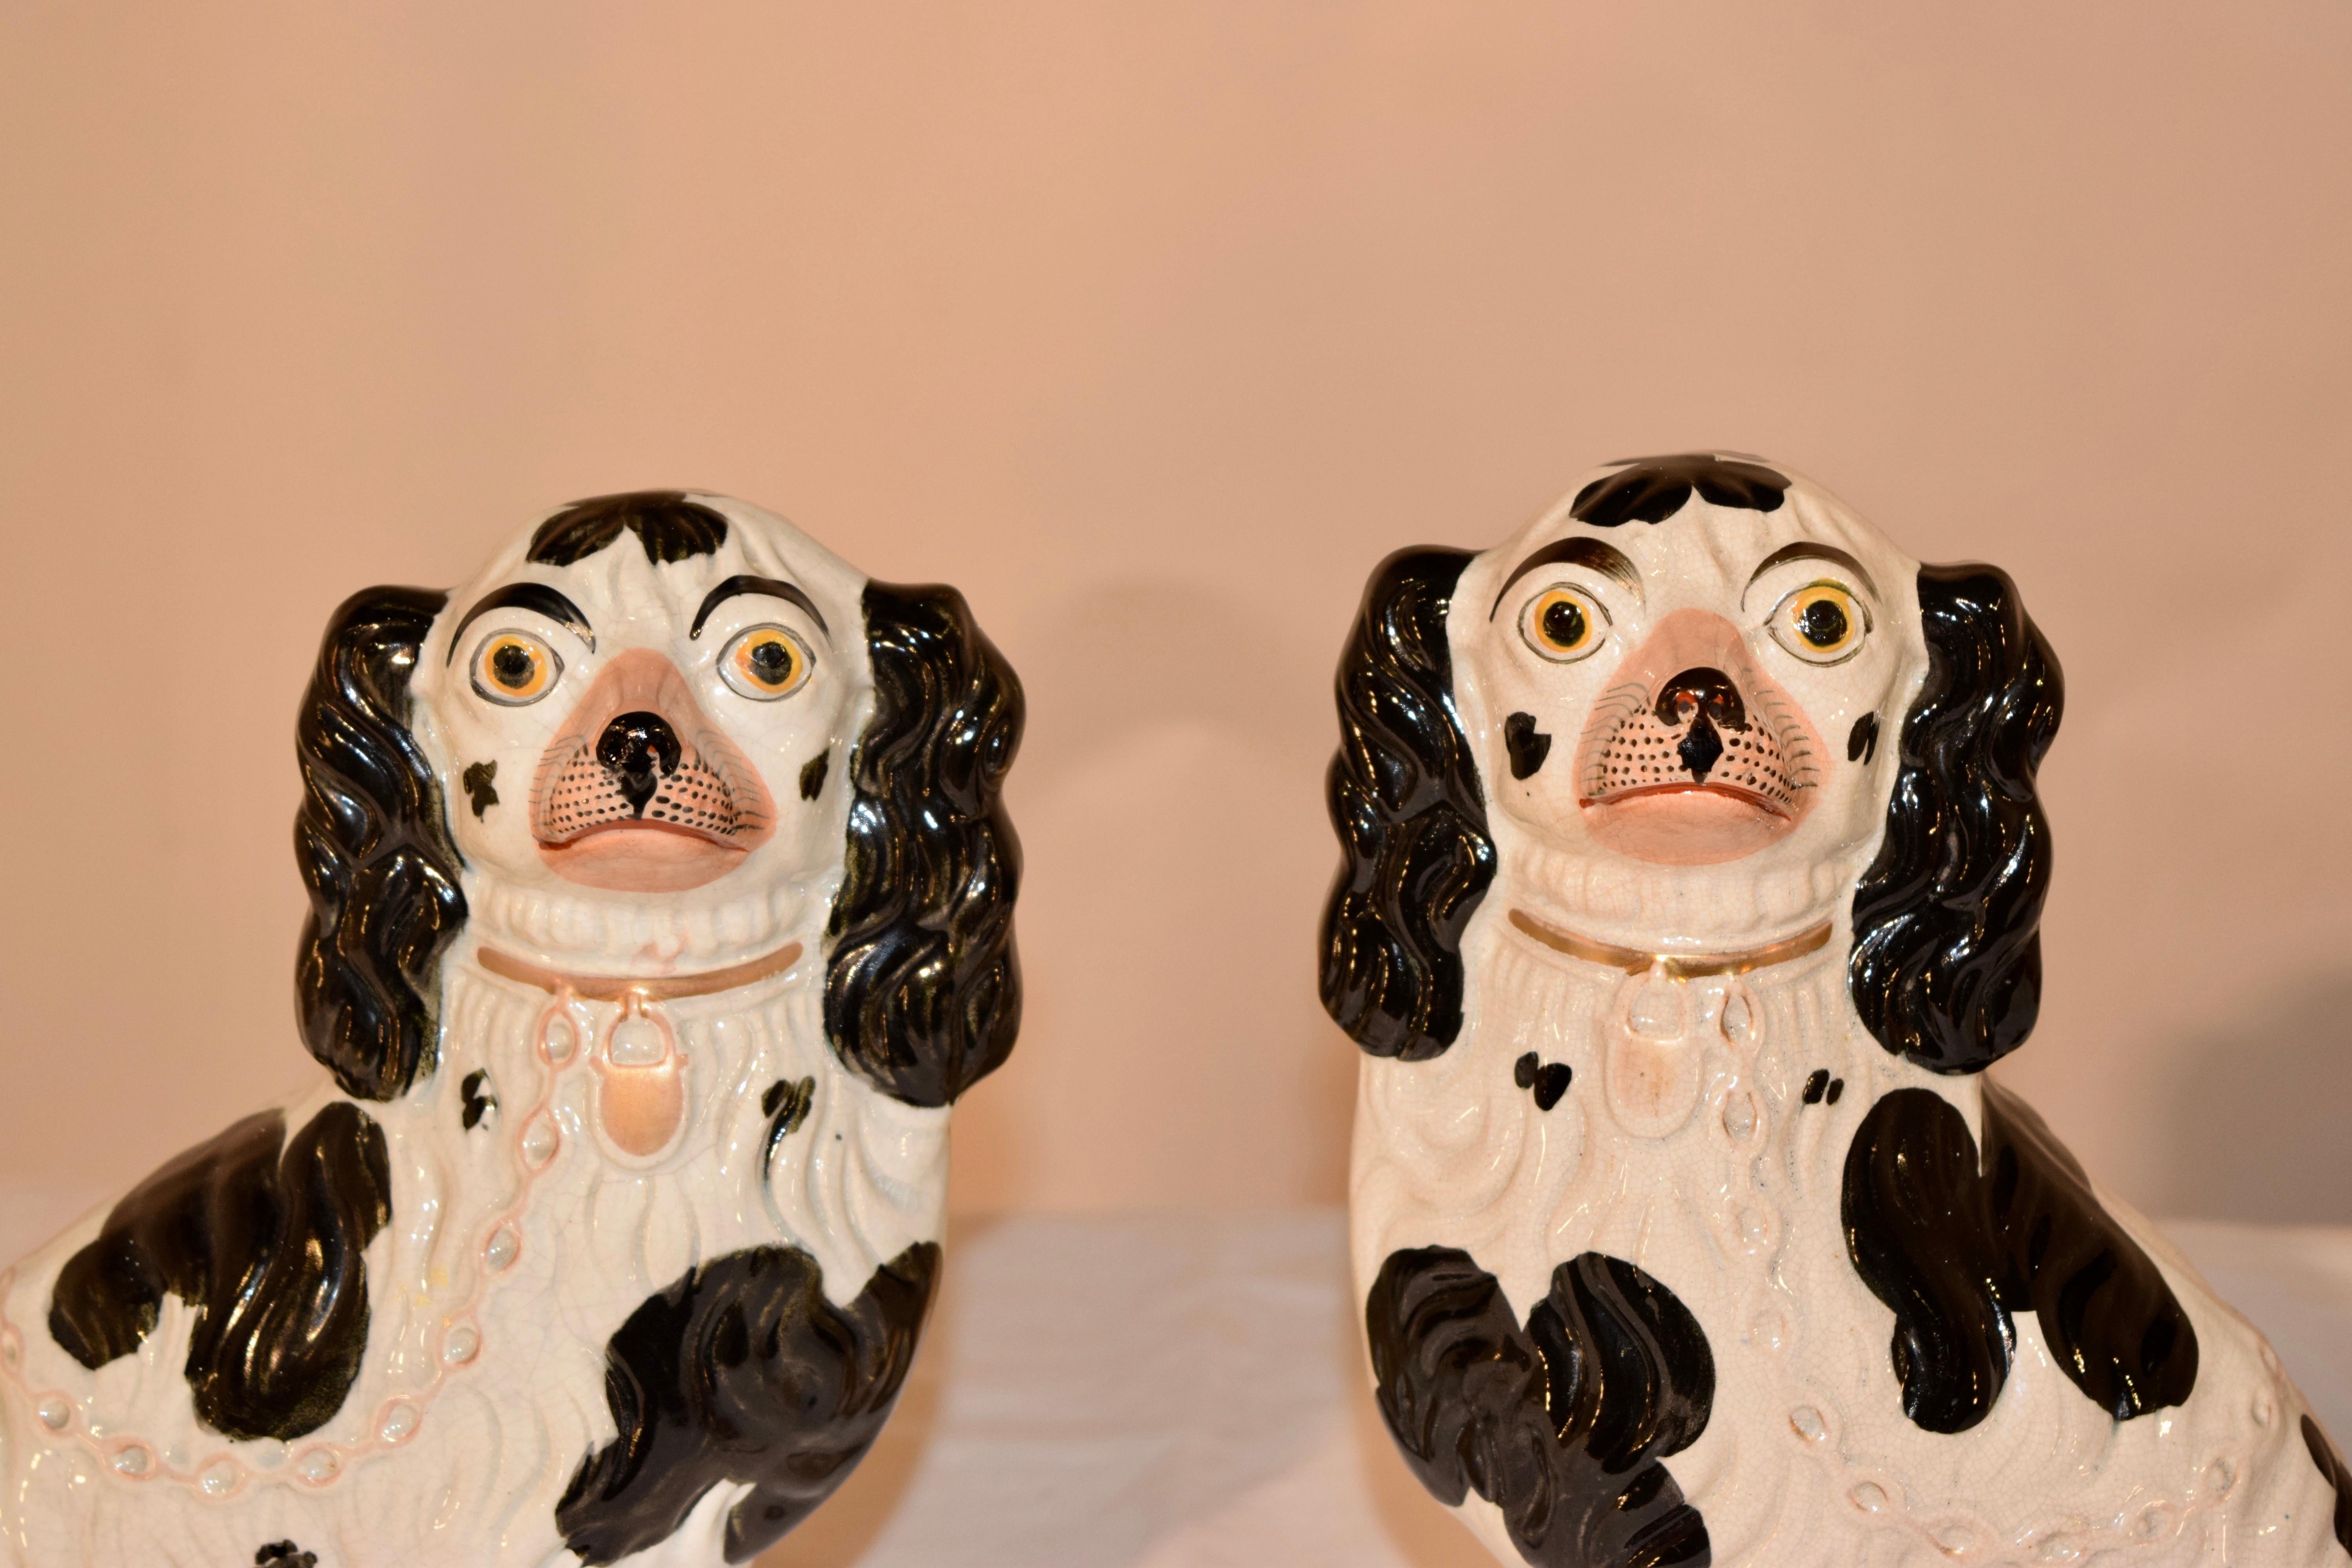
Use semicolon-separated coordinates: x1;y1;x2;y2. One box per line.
1349;921;2316;1564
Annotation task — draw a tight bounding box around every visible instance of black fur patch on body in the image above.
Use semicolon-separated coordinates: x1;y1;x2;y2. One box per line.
1321;549;1494;1061
2301;1414;2352;1552
49;1103;393;1441
760;1076;815;1178
1569;455;1789;528
255;1544;317;1567
556;1242;940;1565
528;490;731;566
460;1069;496;1131
1842;1082;2196;1432
1367;1246;1713;1568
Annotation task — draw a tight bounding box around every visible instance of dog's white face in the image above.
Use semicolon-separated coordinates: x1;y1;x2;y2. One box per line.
408;494;872;964
1450;459;1927;941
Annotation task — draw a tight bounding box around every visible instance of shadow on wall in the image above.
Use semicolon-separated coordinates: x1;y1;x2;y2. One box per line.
2154;969;2352;1224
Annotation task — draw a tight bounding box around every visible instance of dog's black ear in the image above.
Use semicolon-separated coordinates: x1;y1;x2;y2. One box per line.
824;581;1024;1107
294;586;468;1101
1321;548;1495;1060
1850;564;2063;1074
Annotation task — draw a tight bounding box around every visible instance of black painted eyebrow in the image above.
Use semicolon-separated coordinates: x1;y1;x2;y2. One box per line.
1743;542;1880;605
1490;537;1642;618
688;574;829;641
446;583;595;663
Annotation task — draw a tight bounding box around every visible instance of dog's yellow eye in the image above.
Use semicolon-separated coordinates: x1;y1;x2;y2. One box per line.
720;625;812;701
470;632;561;705
1770;581;1869;664
1521;586;1607;662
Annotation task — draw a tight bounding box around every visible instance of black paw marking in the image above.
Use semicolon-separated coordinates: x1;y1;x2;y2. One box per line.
256;1542;318;1567
1503;713;1552;780
1366;1246;1713;1567
1802;1070;1844;1105
555;1242;937;1563
461;760;499;819
1514;1051;1572;1111
461;1070;497;1131
761;1076;816;1178
1846;712;1879;765
799;751;829;800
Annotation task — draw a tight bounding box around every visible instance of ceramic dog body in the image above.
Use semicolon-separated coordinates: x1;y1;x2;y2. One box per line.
1330;459;2351;1567
0;494;1020;1567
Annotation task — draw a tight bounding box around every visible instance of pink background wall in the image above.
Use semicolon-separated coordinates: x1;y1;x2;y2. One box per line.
1;3;2346;1222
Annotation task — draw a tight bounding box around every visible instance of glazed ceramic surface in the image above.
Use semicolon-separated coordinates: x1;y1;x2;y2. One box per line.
1325;456;2352;1567
0;493;1022;1567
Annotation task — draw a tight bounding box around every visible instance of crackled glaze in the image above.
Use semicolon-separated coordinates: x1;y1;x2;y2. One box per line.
1328;456;2351;1567
0;492;1022;1567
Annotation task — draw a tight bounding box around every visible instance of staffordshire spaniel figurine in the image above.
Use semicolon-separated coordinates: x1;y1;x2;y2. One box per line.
0;492;1022;1566
1326;456;2352;1566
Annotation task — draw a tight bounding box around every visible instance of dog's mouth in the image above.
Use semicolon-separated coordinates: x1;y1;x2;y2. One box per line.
1572;610;1823;866
531;649;775;892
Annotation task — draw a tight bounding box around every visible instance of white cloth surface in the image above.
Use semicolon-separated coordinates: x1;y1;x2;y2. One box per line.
0;1193;2344;1567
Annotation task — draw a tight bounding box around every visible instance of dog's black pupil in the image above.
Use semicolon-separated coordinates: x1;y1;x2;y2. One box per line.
750;640;791;682
1798;599;1848;647
1541;599;1586;648
491;643;536;688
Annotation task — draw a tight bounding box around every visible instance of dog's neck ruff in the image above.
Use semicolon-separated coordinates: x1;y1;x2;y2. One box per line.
475;938;805;1002
472;936;808;1162
1506;907;1832;980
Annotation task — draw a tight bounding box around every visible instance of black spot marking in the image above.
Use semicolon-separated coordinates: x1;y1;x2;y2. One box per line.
557;1243;938;1564
1514;1051;1573;1111
2301;1413;2352;1552
1825;1076;1844;1104
799;751;830;800
528;490;730;567
1503;712;1552;780
1842;1082;2196;1432
1367;1246;1713;1568
256;1544;317;1568
49;1103;393;1441
461;759;500;819
760;1076;816;1178
1802;1069;1828;1104
1570;454;1789;528
461;1069;496;1131
1846;712;1879;766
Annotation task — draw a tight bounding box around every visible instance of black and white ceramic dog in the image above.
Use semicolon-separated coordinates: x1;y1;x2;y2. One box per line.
0;492;1021;1566
1327;456;2352;1566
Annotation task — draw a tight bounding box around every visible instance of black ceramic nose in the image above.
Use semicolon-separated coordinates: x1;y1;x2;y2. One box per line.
596;711;682;817
1653;668;1746;784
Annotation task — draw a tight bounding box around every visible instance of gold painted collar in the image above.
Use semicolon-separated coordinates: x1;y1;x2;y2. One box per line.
1508;907;1833;980
476;938;804;1002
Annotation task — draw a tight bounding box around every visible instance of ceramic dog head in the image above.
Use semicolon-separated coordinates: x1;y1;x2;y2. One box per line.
2;491;1020;1566
1328;456;2352;1566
